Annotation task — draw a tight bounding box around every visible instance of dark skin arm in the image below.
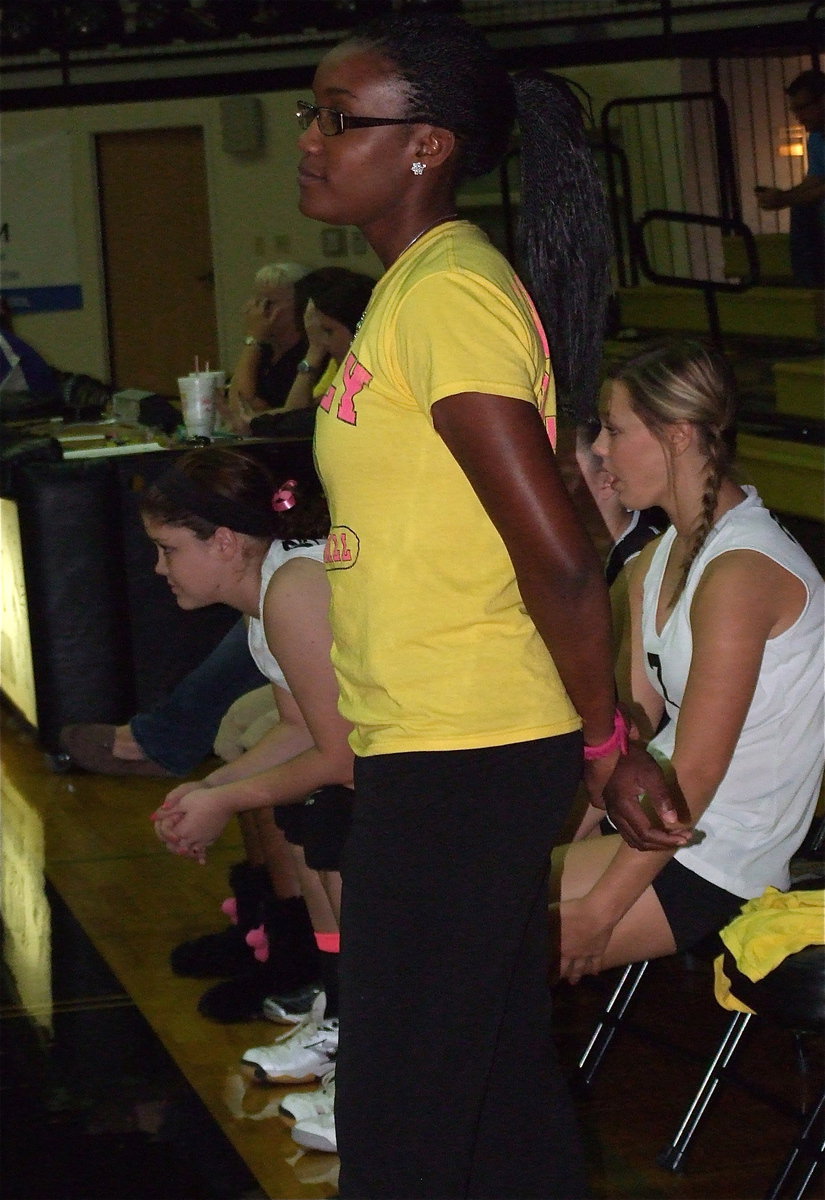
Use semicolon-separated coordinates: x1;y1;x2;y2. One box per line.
433;393;683;837
433;393;616;798
602;742;693;849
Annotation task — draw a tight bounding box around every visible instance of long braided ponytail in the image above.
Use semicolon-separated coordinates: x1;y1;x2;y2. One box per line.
513;71;613;421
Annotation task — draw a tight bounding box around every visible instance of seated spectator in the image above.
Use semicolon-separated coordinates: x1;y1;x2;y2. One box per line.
231;267;375;437
144;449;351;1040
220;262;372;435
551;338;824;984
220;260;312;433
0;298;61;409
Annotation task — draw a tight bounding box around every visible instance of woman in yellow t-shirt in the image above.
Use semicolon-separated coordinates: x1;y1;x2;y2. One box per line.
296;11;680;1198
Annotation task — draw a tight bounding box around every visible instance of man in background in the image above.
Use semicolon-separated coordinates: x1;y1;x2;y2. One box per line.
756;68;825;288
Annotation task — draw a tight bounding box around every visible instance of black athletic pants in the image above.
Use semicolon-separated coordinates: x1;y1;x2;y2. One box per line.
335;734;589;1200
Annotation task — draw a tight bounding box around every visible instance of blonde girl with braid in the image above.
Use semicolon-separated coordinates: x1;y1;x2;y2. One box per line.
551;338;823;985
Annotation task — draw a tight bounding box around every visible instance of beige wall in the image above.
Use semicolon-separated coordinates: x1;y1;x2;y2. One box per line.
2;90;383;382
1;59;682;383
565;59;683;122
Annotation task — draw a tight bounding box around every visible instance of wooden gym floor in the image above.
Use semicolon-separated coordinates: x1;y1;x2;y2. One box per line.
1;698;821;1200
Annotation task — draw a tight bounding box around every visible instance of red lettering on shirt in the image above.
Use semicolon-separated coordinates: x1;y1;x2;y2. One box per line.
317;383;336;412
324;530;351;563
324;526;359;570
320;351;372;425
513;275;555;447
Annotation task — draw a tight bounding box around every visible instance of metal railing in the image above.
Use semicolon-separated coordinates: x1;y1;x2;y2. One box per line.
630;210;760;342
601;90;742;288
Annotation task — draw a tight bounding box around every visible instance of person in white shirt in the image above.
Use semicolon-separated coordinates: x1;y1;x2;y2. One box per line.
553;338;824;984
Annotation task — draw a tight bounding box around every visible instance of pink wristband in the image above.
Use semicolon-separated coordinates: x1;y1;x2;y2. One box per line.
583;707;629;761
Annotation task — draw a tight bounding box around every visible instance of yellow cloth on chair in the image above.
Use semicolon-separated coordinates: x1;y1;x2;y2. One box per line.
713;887;825;1013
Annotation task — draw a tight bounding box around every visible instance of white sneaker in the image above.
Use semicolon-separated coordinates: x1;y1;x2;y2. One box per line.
291;1109;337;1153
279;1067;336;1125
241;1014;338;1084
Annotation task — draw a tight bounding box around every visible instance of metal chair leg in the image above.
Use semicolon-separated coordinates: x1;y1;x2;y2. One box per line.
578;960;651;1087
764;1084;825;1200
657;1011;754;1172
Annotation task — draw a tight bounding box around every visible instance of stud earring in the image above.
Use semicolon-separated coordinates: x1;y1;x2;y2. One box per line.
411;161;426;175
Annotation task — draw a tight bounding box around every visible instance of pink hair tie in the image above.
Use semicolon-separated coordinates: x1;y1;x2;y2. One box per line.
272;479;297;512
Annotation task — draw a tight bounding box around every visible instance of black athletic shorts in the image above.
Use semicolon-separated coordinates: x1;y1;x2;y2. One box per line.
273;785;355;871
273;800;305;846
651;857;746;951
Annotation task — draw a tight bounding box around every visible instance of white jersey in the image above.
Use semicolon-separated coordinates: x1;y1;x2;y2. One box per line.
643;487;824;898
247;538;326;690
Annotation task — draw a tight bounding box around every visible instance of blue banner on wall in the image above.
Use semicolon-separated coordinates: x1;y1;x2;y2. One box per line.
0;133;83;314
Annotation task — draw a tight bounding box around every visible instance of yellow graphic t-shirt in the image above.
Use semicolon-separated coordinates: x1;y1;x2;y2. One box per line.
314;220;580;757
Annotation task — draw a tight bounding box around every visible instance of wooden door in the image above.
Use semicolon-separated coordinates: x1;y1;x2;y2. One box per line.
96;127;219;396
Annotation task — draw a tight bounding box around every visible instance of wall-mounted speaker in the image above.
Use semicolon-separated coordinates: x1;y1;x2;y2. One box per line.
219;96;265;156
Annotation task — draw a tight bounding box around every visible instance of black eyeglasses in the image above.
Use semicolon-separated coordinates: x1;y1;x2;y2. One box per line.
296;99;422;138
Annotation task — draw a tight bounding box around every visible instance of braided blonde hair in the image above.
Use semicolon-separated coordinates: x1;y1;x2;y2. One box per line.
613;338;739;598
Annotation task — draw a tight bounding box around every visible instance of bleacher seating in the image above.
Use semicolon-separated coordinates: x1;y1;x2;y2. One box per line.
617;284;823;342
